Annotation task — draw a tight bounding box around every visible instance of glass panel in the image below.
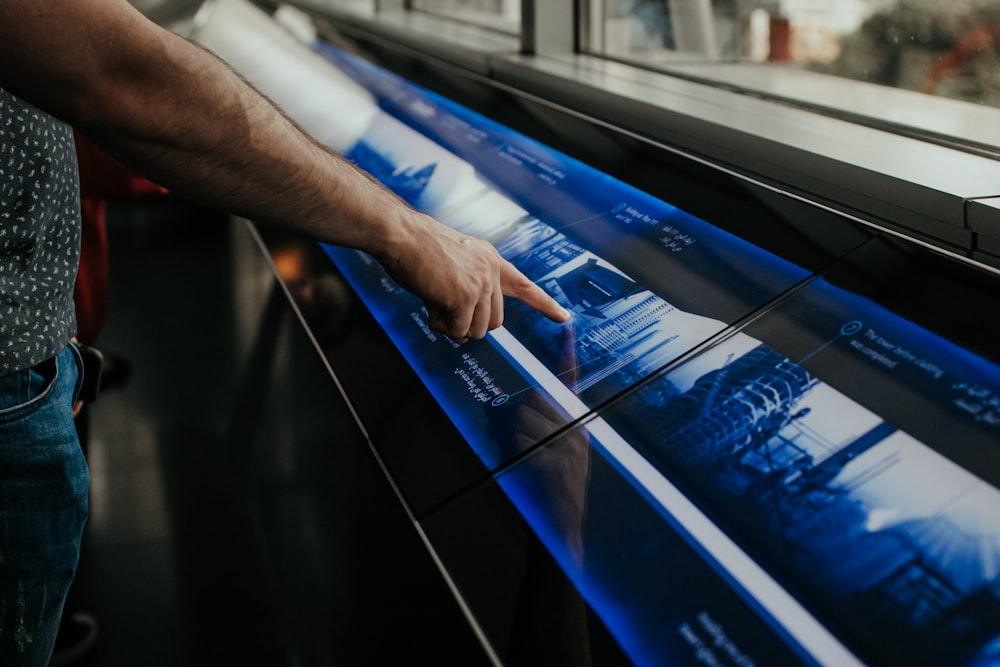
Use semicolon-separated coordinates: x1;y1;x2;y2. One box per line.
805;0;1000;106
592;0;739;60
585;0;1000;139
440;234;1000;665
591;236;1000;665
290;0;377;14
410;0;521;33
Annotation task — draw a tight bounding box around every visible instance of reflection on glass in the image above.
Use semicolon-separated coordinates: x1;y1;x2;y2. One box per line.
588;0;1000;108
410;0;520;32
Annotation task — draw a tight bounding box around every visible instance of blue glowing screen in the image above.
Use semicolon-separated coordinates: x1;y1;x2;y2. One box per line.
303;43;1000;667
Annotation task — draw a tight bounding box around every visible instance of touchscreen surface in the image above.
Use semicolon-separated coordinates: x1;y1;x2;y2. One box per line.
297;43;1000;666
313;45;809;469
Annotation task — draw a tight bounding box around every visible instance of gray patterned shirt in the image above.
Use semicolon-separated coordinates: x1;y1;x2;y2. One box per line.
0;87;80;374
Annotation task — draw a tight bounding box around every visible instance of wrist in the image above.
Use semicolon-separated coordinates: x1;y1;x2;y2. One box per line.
367;203;427;271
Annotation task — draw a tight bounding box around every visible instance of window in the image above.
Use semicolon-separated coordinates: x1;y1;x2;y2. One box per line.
410;0;521;33
582;1;1000;152
287;0;377;16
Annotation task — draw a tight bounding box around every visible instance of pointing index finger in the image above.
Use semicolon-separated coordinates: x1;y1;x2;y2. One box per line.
500;260;571;324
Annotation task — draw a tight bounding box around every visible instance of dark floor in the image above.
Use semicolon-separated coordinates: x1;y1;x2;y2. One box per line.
61;198;489;666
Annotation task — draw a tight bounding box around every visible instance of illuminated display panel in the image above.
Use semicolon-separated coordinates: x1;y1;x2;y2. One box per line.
314;46;809;470
300;45;1000;665
488;258;1000;666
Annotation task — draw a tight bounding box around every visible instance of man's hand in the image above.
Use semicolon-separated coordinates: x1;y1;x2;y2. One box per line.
379;212;570;341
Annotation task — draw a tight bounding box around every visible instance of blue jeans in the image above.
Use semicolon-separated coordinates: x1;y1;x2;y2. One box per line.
0;345;89;667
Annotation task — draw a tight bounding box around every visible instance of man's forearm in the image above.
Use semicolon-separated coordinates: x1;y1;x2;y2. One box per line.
91;53;412;260
91;34;416;265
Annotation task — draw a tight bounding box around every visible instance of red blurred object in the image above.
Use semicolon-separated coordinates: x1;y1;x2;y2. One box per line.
769;16;792;62
921;25;1000;95
73;132;167;345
